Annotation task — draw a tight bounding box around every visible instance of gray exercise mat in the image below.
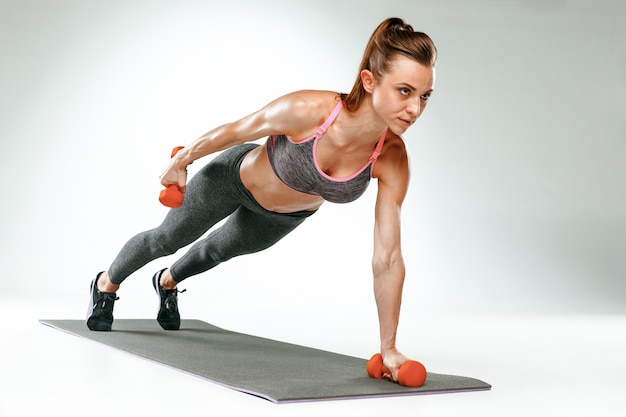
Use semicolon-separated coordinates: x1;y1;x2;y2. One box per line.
40;319;490;403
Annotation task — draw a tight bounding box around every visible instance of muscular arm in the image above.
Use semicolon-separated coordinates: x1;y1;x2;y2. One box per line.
371;136;410;380
160;90;336;192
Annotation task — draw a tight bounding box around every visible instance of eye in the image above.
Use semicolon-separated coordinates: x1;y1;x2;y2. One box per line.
399;88;411;96
420;92;432;101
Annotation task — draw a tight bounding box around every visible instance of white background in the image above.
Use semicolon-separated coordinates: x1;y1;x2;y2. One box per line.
1;1;625;416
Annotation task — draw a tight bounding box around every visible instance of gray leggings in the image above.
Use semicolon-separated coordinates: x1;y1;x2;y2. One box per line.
108;143;316;285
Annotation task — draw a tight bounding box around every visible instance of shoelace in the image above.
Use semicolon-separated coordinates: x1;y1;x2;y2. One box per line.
97;293;119;316
163;289;186;317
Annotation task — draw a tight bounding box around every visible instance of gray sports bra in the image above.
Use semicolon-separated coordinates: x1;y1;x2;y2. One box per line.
266;101;387;204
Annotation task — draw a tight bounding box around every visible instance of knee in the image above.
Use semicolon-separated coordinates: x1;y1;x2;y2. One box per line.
148;231;181;257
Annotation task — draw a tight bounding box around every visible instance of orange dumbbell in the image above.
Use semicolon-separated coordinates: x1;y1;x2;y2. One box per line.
158;146;185;208
366;353;427;388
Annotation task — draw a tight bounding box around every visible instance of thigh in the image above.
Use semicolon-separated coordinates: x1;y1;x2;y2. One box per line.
154;157;241;248
208;205;311;261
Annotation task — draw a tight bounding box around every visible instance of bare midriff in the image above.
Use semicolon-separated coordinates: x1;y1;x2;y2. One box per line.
239;145;324;213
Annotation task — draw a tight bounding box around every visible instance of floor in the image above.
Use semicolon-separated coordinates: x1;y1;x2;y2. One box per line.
1;294;625;417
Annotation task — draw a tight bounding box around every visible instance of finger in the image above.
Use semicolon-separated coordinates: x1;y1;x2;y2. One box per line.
391;368;400;382
178;173;187;194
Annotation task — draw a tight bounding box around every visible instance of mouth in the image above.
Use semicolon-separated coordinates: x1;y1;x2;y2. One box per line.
399;117;416;127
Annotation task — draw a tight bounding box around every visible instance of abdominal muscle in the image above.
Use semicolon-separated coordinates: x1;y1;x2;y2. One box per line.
239;145;324;213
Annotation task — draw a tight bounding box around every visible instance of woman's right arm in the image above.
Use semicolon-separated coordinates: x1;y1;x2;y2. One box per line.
159;91;324;193
173;112;272;167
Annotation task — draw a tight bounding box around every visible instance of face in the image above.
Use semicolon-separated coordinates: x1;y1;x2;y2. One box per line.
362;55;435;135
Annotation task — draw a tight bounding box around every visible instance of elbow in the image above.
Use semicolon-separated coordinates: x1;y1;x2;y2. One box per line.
372;249;405;277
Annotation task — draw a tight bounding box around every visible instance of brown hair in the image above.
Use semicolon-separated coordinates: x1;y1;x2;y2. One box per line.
343;18;437;112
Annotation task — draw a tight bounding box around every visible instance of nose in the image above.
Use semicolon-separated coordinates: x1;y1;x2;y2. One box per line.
407;98;421;116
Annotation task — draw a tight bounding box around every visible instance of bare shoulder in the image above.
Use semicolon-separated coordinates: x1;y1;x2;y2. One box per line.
373;132;410;203
265;90;341;137
374;131;409;179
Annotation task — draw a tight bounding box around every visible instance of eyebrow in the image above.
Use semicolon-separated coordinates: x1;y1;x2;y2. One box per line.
397;82;433;95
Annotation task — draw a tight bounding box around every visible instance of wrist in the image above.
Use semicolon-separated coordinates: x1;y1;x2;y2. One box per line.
174;149;194;169
380;345;398;356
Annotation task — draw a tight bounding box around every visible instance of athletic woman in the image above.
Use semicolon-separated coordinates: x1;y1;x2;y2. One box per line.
86;17;436;382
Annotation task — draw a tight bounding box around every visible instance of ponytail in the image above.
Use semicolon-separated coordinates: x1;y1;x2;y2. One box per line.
343;18;437;112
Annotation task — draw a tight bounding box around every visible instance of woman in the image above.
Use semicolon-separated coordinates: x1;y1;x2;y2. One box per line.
87;17;436;382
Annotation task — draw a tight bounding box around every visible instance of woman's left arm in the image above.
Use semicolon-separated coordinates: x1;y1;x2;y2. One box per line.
372;137;411;381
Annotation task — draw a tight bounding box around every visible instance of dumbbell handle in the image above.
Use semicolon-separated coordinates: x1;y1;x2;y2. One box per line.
366;353;427;388
158;146;185;208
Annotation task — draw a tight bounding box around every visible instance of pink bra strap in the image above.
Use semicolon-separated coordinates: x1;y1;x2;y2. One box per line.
369;129;388;162
314;101;344;137
313;100;387;163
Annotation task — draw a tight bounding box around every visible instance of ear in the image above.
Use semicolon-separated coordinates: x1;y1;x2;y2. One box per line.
360;69;376;93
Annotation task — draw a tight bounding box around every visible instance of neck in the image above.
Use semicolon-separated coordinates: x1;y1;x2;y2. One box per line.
335;99;387;146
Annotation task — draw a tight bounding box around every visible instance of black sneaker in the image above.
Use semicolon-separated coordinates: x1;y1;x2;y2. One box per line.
153;269;185;330
86;272;119;331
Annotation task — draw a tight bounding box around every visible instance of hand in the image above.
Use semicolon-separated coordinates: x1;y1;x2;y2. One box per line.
381;348;410;382
159;158;188;195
